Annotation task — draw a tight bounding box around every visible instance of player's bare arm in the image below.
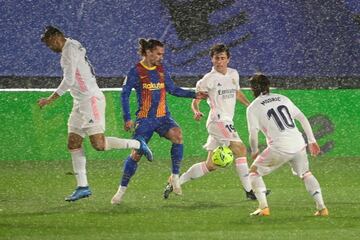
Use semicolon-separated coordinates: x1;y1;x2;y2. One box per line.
37;92;60;108
195;91;208;100
309;142;321;157
124;120;134;131
191;98;204;121
236;90;250;107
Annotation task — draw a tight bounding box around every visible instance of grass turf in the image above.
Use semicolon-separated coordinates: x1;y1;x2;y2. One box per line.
1;156;360;240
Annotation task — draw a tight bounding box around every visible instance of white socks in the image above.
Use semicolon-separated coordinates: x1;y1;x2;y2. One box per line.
104;137;140;150
303;172;326;210
179;162;209;185
111;186;127;205
249;172;268;209
70;148;88;187
235;157;252;192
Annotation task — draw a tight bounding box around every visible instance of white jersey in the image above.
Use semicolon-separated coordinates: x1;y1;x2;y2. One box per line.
56;38;103;102
247;93;314;154
196;67;240;126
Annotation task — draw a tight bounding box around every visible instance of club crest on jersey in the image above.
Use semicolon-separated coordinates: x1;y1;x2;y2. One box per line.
232;78;236;85
142;82;165;90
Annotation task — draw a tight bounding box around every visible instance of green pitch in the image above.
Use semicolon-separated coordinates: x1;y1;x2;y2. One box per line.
1;89;360;239
1;156;360;240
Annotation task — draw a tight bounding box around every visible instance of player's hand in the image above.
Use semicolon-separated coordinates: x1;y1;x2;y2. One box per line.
196;91;208;99
193;111;204;121
309;142;321;157
37;98;50;108
251;151;259;160
124;120;134;131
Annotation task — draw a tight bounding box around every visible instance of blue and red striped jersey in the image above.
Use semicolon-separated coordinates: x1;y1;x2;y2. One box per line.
121;62;196;121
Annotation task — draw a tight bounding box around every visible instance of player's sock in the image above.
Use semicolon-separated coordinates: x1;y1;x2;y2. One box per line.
115;186;127;196
235;157;252;192
303;172;326;210
70;148;88;187
104;137;140;150
120;156;138;187
171;143;183;174
179;161;209;185
249;172;268;209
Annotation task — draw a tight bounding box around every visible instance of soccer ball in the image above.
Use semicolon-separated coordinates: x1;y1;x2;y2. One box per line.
212;146;234;167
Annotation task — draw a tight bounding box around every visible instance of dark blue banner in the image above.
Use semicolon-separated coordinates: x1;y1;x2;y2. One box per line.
0;0;359;77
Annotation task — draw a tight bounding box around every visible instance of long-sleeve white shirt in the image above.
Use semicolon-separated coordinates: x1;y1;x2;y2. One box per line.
56;38;103;102
195;67;240;126
246;93;316;154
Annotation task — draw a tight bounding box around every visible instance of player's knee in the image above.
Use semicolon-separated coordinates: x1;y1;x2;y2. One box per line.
130;150;142;161
168;128;183;144
205;161;216;171
249;165;258;174
231;143;246;157
91;142;105;151
300;171;312;180
67;142;82;150
171;132;183;144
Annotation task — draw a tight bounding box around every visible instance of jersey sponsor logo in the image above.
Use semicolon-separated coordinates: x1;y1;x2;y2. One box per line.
218;88;236;99
260;97;281;106
218;89;236;95
142;82;165;91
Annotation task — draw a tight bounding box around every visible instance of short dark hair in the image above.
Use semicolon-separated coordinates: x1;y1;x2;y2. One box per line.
41;25;63;41
209;44;230;58
138;38;164;56
249;74;270;97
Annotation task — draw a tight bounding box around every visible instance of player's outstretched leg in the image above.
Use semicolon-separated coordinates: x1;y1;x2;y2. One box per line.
65;186;92;202
135;136;153;161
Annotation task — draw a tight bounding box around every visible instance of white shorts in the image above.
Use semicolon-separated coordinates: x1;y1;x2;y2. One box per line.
68;95;106;138
203;121;242;151
252;147;309;177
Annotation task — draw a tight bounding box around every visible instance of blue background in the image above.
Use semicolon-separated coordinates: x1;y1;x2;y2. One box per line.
0;0;359;78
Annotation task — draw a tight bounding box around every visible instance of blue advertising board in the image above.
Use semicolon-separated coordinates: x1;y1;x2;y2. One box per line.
0;0;359;78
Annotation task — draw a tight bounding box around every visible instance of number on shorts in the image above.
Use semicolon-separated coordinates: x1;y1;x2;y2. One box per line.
267;105;295;131
225;124;236;132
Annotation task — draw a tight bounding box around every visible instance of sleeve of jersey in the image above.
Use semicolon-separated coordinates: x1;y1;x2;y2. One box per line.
246;107;259;154
121;69;136;122
165;73;196;98
56;45;79;96
195;76;210;92
294;109;317;144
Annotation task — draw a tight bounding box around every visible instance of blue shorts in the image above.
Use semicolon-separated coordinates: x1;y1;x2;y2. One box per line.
133;116;179;142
